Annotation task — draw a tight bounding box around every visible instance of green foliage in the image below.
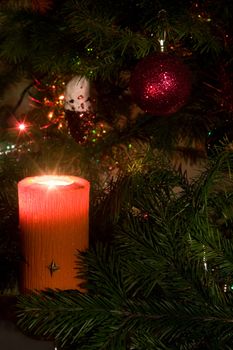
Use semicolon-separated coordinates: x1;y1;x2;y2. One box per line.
17;148;233;349
1;0;233;155
0;0;232;80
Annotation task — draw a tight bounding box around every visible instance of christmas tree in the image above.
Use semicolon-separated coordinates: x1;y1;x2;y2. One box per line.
1;0;233;348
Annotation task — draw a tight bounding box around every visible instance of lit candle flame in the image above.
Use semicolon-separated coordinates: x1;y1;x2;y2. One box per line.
31;175;74;188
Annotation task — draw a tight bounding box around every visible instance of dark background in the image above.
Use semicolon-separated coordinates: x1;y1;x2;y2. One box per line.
0;297;53;350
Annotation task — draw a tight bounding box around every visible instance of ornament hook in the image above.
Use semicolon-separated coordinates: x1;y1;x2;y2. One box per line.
158;33;166;52
157;9;167;52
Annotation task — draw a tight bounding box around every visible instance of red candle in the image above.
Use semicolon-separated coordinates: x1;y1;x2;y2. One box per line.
18;175;90;291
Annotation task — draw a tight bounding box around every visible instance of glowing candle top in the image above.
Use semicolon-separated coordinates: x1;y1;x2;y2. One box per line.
29;175;74;188
20;175;88;191
18;174;90;223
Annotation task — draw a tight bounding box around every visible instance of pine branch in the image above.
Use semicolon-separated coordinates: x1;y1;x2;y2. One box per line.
1;0;231;79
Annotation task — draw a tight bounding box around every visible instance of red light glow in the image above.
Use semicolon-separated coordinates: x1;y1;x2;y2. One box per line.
18;123;26;131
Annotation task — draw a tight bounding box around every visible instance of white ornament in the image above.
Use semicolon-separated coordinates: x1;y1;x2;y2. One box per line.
64;76;92;112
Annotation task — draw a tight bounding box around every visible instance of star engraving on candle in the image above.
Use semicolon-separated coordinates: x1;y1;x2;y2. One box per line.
48;260;60;276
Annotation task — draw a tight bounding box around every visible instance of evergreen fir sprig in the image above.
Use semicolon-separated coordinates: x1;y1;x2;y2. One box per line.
1;0;230;82
65;1;157;61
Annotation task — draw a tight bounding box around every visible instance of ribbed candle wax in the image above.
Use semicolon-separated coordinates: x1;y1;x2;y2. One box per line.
18;175;90;291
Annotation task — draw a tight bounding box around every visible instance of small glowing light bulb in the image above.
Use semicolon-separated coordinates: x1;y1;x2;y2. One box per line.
59;95;65;100
18;123;26;131
48;111;53;119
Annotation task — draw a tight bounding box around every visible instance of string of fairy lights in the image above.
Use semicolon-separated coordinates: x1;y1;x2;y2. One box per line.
0;76;109;157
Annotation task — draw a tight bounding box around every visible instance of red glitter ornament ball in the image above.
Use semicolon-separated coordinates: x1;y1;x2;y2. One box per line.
130;52;192;116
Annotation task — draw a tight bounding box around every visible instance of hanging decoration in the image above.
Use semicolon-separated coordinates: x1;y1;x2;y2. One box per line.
29;76;108;144
64;76;93;113
65;109;96;144
31;76;67;131
130;52;192;116
64;76;100;144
